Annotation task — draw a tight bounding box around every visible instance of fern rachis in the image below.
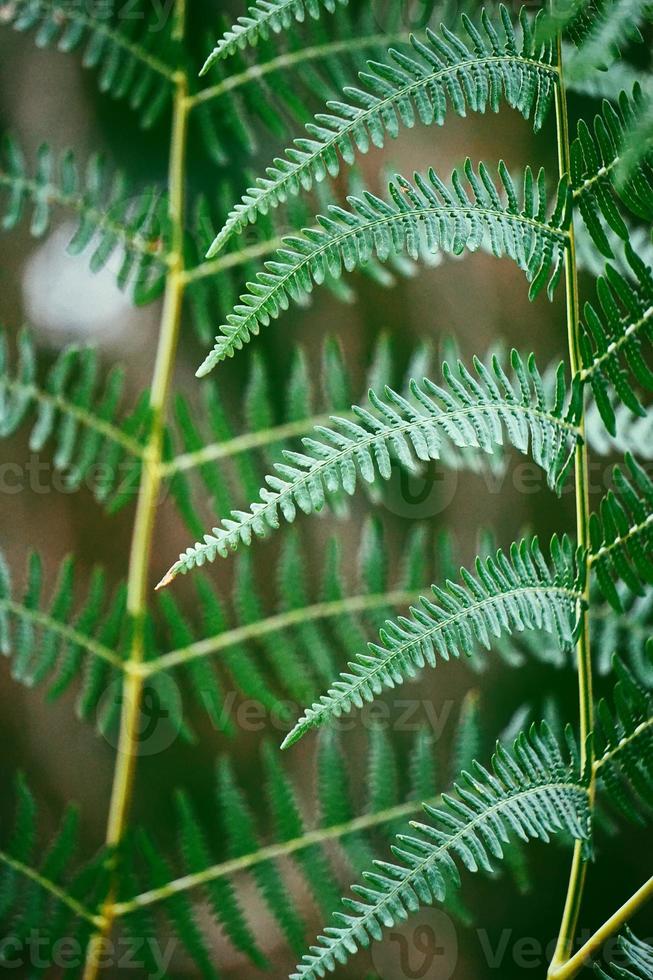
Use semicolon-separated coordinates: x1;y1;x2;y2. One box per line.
1;2;653;979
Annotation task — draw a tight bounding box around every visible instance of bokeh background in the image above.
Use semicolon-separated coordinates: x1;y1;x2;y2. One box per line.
0;0;651;976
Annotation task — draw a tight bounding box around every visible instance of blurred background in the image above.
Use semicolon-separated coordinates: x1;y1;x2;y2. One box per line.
0;0;651;976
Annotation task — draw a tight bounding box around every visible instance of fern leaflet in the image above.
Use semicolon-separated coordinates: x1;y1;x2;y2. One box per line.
282;536;582;748
206;6;558;257
162;351;580;584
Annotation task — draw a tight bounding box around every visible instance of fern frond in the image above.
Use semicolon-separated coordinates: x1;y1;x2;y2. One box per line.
0;137;168;302
589;453;653;609
206;6;558;257
0;550;126;719
149;521;448;726
579;244;653;436
161;351;580;584
116;725;448;975
565;0;653;78
2;0;176;127
572;86;653;259
282;535;583;749
595;930;653;979
198;161;569;374
290;723;590;980
201;0;349;73
594;652;653;823
0;775;108;953
0;329;150;509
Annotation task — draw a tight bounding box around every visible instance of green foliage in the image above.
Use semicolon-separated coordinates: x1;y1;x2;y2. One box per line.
0;328;150;510
208;6;557;256
0;775;109;970
572;86;653;258
594;653;653;823
1;0;177;126
290;723;591;980
165;350;579;581
201;0;349;72
198;161;570;374
595;930;653;979
282;536;582;748
579;245;653;435
589;454;653;610
0;137;167;302
120;725;447;977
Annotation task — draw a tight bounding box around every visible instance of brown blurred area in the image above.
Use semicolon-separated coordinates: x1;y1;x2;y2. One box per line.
1;3;651;978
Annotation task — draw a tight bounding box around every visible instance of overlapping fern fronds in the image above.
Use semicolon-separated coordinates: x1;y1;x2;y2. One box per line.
201;0;349;72
595;930;653;979
589;454;653;609
594;652;653;823
282;535;583;748
0;550;126;720
579;244;653;435
198;161;570;373
207;6;558;257
572;85;653;259
1;0;177;127
0;775;108;965
0;137;168;302
163;351;580;582
0;328;150;510
290;723;591;980
116;724;452;977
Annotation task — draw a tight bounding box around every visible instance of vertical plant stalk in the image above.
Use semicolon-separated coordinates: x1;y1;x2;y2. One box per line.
81;36;189;980
548;33;596;978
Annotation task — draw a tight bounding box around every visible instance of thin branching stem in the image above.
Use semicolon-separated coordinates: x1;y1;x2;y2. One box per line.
81;33;189;980
549;875;653;980
548;34;596;978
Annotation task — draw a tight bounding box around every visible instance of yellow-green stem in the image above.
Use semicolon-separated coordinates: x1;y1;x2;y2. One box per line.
81;63;189;980
549;875;653;980
548;34;595;978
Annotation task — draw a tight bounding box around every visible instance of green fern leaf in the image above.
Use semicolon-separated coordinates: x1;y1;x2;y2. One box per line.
290;723;590;980
162;351;580;583
0;329;151;509
572;86;653;259
579;244;653;436
595;930;653;979
594;652;653;822
206;6;557;257
282;535;583;748
198;162;570;374
0;776;108;954
0;550;126;719
201;0;349;73
0;138;168;301
590;454;653;609
2;0;176;127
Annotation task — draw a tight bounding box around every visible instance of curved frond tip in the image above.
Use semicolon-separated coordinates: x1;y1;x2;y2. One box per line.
289;723;590;979
207;5;558;256
158;351;581;587
197;161;570;376
201;0;348;73
281;535;583;748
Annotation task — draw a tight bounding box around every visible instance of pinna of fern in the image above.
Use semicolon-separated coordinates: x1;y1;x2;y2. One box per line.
196;161;570;374
205;5;559;257
160;348;581;584
289;654;653;980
